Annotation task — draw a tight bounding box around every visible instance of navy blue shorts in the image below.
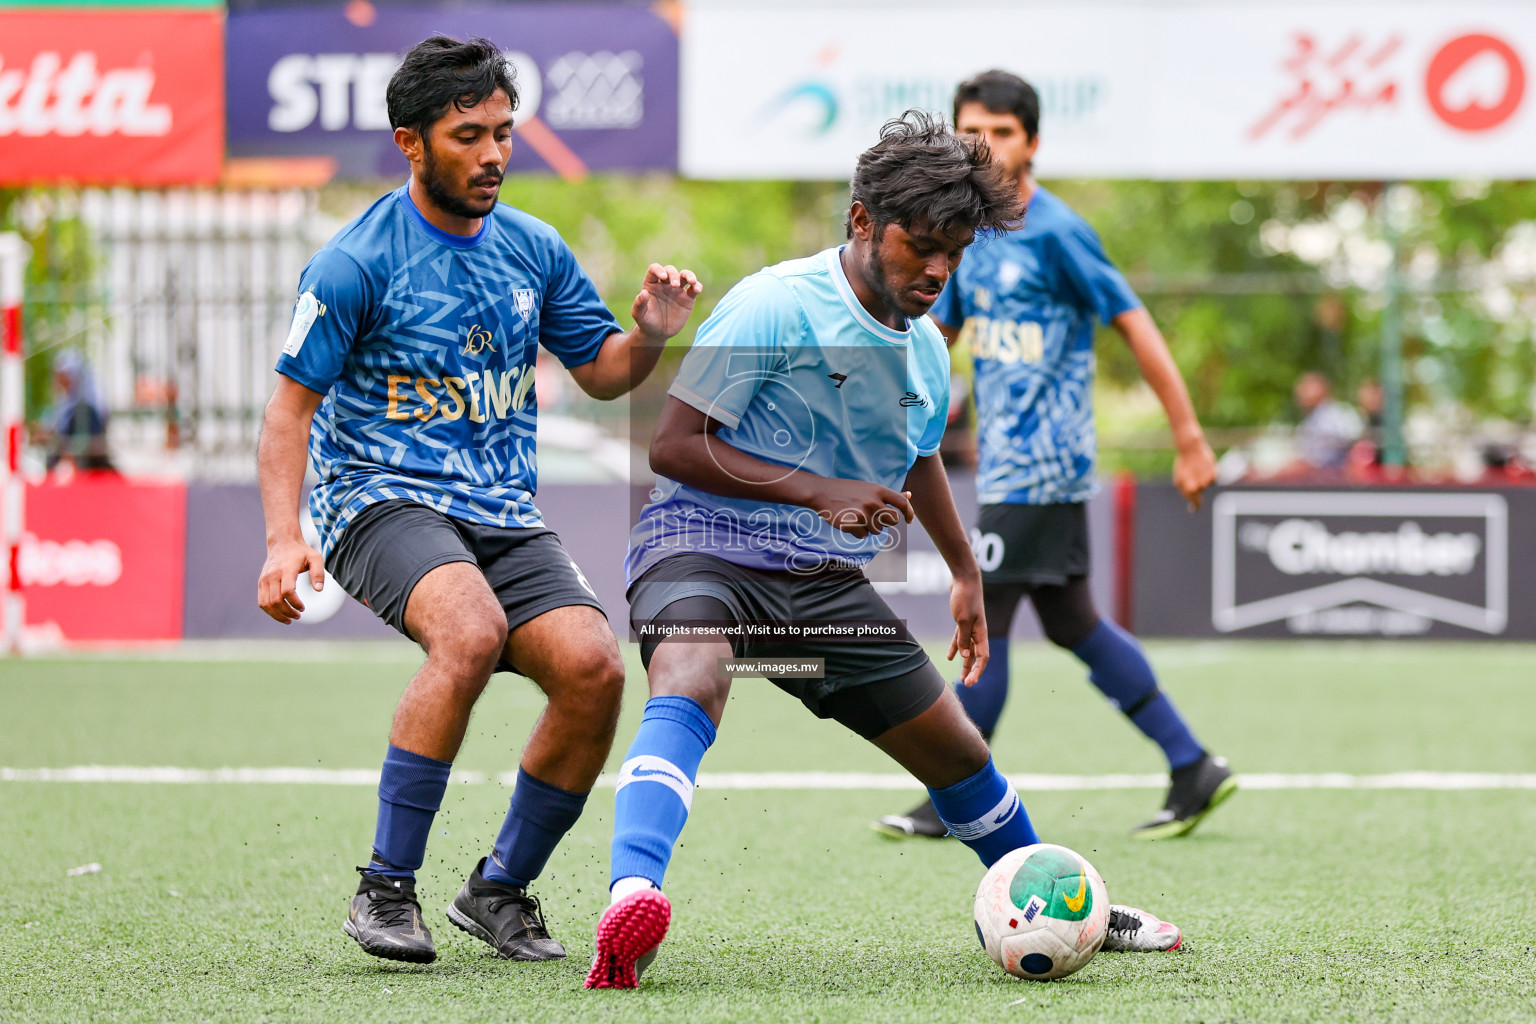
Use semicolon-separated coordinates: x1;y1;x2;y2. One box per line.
973;501;1090;587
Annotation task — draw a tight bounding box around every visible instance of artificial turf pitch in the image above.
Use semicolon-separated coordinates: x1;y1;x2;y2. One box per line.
3;641;1534;1023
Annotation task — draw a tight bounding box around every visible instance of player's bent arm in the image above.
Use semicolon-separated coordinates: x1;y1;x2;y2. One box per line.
1111;307;1218;510
255;376;327;624
649;397;914;539
566;264;702;400
903;454;988;684
566;327;670;401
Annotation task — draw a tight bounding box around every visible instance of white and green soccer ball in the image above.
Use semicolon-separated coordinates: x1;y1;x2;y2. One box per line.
973;843;1110;981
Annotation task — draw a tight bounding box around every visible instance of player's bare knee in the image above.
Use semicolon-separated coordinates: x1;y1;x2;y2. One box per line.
428;613;507;677
550;649;625;733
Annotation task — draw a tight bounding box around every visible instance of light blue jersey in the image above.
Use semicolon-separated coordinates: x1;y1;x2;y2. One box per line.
932;187;1140;505
275;186;621;555
625;247;950;583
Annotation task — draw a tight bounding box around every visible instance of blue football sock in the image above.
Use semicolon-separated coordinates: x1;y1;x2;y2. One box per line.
954;634;1009;737
609;695;717;890
370;744;453;879
482;767;588;888
929;757;1040;867
1073;619;1204;770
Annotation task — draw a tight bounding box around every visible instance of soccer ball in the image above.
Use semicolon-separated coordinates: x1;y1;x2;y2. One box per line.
973;843;1110;981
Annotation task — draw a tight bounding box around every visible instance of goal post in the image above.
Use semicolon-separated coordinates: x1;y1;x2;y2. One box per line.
0;232;27;655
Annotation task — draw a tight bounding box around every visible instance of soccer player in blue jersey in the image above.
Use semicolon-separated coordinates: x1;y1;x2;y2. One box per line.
875;72;1235;847
254;37;701;966
584;113;1181;990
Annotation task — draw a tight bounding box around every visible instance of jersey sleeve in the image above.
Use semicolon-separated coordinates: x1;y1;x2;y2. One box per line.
1055;219;1142;325
667;274;802;430
538;236;624;369
914;329;951;457
274;247;371;396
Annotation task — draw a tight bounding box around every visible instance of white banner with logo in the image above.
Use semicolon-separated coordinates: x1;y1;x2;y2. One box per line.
681;3;1536;179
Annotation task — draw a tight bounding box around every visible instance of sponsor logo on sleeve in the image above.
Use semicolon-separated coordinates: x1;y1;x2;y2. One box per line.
282;290;325;357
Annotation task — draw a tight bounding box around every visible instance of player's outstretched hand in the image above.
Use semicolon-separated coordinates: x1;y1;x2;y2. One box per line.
632;263;702;343
807;480;915;539
948;572;988;685
1174;438;1218;511
257;537;326;624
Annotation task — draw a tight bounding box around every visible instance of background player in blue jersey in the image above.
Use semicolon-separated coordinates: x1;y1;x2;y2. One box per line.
254;37;701;966
584;114;1182;991
876;72;1233;846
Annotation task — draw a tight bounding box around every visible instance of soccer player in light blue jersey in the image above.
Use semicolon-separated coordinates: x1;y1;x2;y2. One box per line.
255;37;701;966
876;72;1236;848
585;114;1182;990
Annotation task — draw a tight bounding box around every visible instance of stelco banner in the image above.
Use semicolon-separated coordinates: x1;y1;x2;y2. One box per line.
1134;484;1536;639
0;10;224;186
226;3;678;179
682;3;1536;180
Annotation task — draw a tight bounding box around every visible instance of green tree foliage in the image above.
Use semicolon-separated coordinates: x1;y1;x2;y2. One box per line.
499;174;847;348
0;190;100;424
1051;179;1536;436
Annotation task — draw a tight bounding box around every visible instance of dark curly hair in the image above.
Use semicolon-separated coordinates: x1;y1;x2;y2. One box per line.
387;36;518;139
954;70;1040;141
845;110;1024;240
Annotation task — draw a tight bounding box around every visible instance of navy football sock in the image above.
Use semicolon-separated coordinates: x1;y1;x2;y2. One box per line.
609;695;717;890
370;744;453;879
954;634;1009;736
928;757;1040;867
483;767;588;888
1073;619;1203;770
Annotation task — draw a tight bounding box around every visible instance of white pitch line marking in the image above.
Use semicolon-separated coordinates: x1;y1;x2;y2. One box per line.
3;767;1536;790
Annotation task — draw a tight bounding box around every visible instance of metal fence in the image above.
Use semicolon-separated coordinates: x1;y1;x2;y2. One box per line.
21;188;324;480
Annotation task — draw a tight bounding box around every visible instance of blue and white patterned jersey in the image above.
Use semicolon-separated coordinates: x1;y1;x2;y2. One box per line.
625;248;951;583
931;187;1140;505
275;185;621;555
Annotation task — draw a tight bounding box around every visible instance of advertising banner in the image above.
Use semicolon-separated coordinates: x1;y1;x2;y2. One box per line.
1134;483;1536;639
180;479;1092;641
226;3;678;179
682;3;1536;180
21;477;187;642
182;485;393;640
0;11;224;186
182;484;636;640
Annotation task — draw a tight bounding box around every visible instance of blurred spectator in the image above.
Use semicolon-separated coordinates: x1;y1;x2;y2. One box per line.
43;350;115;474
1478;440;1536;484
1355;379;1384;452
1293;371;1361;470
1345;377;1388;474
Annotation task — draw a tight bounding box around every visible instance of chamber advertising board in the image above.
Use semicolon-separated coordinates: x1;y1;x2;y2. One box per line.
226;3;678;179
682;3;1536;180
0;10;225;186
1134;484;1536;639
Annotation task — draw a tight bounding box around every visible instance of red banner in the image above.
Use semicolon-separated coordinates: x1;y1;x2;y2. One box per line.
21;476;187;641
0;11;224;186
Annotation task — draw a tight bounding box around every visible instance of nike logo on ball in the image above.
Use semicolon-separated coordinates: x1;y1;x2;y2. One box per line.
1063;871;1087;913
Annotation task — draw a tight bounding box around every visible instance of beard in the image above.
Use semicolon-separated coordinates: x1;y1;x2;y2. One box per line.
421;140;501;219
865;241;905;316
867;239;931;319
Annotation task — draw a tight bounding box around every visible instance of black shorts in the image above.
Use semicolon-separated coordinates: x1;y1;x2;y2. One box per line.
627;552;945;739
972;501;1090;587
327;500;603;674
